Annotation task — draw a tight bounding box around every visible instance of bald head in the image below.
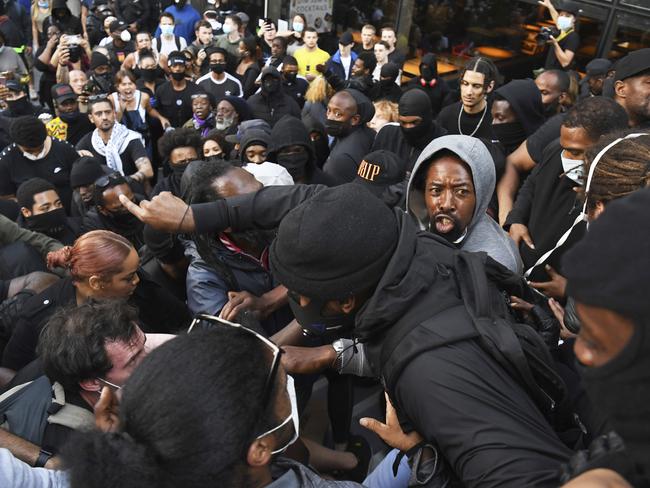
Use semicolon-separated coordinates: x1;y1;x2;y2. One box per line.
326;91;360;127
69;70;88;95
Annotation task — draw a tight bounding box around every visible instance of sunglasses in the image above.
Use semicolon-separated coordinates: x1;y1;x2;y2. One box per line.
188;314;282;410
88;93;109;102
95;172;126;189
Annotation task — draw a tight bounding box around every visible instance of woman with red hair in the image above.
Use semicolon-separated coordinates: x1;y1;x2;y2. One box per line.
2;230;189;371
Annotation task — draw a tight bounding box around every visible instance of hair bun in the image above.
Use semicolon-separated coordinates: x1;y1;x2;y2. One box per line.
46;246;73;270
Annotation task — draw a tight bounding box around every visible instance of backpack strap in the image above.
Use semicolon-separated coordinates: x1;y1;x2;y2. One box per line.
47;382;96;431
175;35;182;51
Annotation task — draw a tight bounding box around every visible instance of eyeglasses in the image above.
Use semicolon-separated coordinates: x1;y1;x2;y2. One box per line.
95;172;126;189
187;314;282;410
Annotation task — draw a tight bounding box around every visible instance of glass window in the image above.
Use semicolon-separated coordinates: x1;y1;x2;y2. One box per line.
607;12;650;61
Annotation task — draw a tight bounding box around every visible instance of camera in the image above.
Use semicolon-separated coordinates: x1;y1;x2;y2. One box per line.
537;26;559;44
68;44;81;63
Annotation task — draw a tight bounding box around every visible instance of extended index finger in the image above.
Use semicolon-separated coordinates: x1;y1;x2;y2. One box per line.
119;194;147;221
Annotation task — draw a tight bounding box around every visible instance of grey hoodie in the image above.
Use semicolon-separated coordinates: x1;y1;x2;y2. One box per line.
406;135;522;273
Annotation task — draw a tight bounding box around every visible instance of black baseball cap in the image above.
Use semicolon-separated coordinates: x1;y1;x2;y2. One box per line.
584;58;612;80
615;48;650;82
5;79;23;92
109;20;127;33
51;83;77;103
353;150;405;196
338;31;354;46
167;51;187;66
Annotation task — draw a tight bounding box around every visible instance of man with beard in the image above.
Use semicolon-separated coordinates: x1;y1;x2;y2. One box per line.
371;88;447;175
69;156;107;218
214;96;251;136
267;115;334;185
182;92;215;136
578;58;612;100
82;172;145;249
45;84;94;145
185;161;293;335
404;53;450;117
0;116;79;212
491;79;546;156
613;48;650;129
155;51;203;128
535;69;572;119
152;128;201;197
322;89;375;184
436;56;496;139
558;188;650;487
406;135;521;272
15;178;80;246
247;66;301;128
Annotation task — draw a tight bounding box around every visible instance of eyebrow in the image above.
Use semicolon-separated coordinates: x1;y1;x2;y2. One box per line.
124;333;147;368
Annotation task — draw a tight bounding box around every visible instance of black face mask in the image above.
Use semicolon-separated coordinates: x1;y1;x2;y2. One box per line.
287;292;356;339
420;65;434;82
579;323;650;473
311;137;329;168
175;0;187;8
379;79;395;90
170;71;186;81
7;97;34;116
277;151;309;182
102;208;142;233
140;68;157;82
401;120;432;148
283;73;297;84
262;78;281;94
25;208;67;235
210;63;225;74
92;72;113;93
325;118;351;138
59;110;82;123
492;121;527;153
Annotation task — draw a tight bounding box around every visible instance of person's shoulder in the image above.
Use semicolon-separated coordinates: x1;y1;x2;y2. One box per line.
51;137;78;153
196;72;212;84
76;132;93;147
437;101;459;118
0;143;18;162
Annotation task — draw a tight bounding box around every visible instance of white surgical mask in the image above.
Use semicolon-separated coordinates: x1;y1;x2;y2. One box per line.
256;375;299;455
120;30;132;42
292;22;304;33
561;152;584;185
556;16;573;31
160;24;174;36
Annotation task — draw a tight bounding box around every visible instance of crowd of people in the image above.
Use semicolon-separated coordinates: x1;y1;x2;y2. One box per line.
0;0;648;486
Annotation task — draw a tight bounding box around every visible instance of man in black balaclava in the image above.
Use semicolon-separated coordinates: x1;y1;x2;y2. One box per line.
1;81;46;118
267;115;334;185
369;62;402;103
247;66;301;128
16;178;81;245
69;156;108;217
322;89;376;184
405;53;450;116
302;114;329;169
372;88;447;174
491;79;545;155
152;128;201;197
562;188;650;486
43;0;83;36
88;51;114;94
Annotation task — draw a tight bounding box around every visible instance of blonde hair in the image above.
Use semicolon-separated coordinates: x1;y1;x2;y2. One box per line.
373;100;399;123
305;76;335;104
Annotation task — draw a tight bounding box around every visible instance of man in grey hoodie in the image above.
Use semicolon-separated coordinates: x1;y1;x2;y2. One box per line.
406;135;522;273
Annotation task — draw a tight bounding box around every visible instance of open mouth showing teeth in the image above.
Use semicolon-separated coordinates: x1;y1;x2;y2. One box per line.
435;215;455;233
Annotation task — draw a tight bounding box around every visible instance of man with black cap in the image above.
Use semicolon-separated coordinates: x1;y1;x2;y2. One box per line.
281;56;309;109
372;88;447;174
561;188;650;487
155;51;203;128
0;116;79;211
120;183;575;487
196;46;243;99
613;48;650;129
43;0;82;38
325;32;357;81
369;62;402;103
322;89;376;184
267;115;334;185
353;149;406;208
404;54;450;117
539;0;580;70
579;58;612;100
0;81;44;119
15;177;81;245
104;20;136;72
247;66;301;127
46;83;94;145
87;51;114;95
69;156;107;217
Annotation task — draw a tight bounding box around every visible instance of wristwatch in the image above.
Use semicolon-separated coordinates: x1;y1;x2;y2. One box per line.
35;448;53;468
331;339;345;372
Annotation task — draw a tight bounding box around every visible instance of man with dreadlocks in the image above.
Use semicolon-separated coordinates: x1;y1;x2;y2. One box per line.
183;160;292;335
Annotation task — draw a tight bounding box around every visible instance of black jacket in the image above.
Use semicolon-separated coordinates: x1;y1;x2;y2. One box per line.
322;125;375;185
505;140;585;281
404;80;450;118
247;90;301;127
82;207;145;250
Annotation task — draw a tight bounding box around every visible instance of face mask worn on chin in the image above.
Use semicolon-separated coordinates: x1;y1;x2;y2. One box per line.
325;119;351;138
561;153;584;185
401;120;432;147
492;122;527;152
26;208;67;235
210;63;226;75
7;97;34;116
263;79;281;94
556;16;573;31
22;138;52;161
427;214;468;245
256;375;299;455
120;30;132;42
287;292;356;338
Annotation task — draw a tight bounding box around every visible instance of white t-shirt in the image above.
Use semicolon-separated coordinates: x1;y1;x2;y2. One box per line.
340;55;352;80
153;35;188;57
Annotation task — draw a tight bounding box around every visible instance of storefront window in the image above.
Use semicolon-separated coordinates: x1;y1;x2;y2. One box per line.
608;12;650;61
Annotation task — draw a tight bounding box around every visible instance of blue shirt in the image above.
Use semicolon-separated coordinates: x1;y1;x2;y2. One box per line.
154;5;201;43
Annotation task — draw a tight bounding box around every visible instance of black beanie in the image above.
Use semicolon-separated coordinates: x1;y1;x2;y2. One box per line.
563;187;650;320
270;183;399;300
399;88;433;120
70;157;106;187
380;62;399;81
10;116;47;148
90;51;110;71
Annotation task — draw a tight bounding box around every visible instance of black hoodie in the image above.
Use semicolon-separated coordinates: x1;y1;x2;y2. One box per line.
404;53;450;116
267;115;334;186
247;68;301;127
44;0;82;36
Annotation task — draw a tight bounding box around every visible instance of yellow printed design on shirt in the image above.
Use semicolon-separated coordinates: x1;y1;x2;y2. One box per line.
46;118;68;142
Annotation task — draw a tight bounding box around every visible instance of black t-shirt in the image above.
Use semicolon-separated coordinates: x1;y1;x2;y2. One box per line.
76;131;147;177
64;116;95;146
155;81;203;128
196;73;243;100
0;138;78;211
388;49;406;70
436;101;494;140
526;113;566;165
544;31;580;70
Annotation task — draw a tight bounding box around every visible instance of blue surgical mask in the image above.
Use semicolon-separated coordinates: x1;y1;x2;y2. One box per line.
38;0;49;7
255;375;299;455
292;22;304;33
160;24;175;36
222;23;233;34
556;16;573;31
561;152;584;185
